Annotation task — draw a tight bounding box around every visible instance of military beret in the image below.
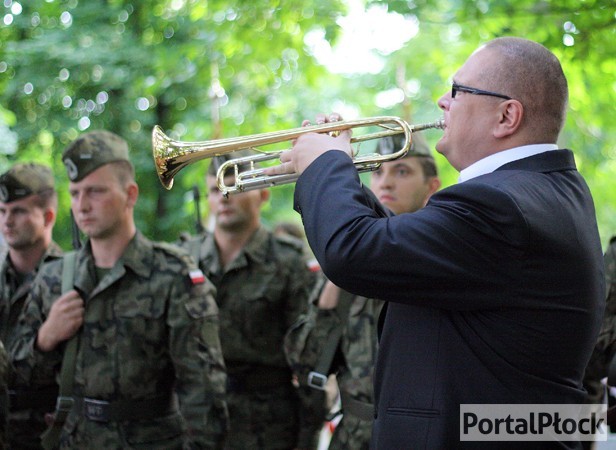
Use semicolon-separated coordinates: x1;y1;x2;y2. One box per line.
62;130;131;182
0;163;55;203
376;132;433;158
207;149;258;177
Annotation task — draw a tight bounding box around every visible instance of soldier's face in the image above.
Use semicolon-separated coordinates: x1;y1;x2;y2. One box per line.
206;174;267;232
69;165;134;240
370;157;434;215
0;196;47;250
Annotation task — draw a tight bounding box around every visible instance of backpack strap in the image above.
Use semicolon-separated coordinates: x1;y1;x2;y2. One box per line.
41;251;78;450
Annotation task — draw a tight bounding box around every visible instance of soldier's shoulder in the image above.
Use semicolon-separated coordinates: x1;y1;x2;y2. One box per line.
152;241;197;269
272;232;305;255
151;241;214;289
38;255;64;276
177;229;210;243
606;236;616;260
175;230;211;249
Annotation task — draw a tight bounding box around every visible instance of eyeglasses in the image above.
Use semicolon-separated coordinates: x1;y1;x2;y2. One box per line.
451;82;512;100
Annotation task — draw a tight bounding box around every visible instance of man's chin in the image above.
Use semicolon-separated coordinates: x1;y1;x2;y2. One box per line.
6;238;39;250
382;202;402;215
217;220;242;232
435;140;446;156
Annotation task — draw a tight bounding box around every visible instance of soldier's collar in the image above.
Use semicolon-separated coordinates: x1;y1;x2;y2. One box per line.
119;231;153;278
241;226;270;264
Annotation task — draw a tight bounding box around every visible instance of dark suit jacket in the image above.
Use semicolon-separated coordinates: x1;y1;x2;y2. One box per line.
294;149;605;449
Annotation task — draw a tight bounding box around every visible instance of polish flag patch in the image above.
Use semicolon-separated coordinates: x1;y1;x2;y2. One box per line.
189;269;205;284
306;258;321;273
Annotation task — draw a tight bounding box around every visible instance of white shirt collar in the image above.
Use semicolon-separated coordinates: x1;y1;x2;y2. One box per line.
458;144;559;183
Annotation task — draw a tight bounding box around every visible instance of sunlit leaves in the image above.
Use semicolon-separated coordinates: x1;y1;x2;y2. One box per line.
1;0;614;247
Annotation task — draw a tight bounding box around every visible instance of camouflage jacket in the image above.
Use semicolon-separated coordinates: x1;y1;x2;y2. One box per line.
0;340;7;449
584;236;616;403
285;272;383;403
179;226;321;448
1;241;63;448
10;231;228;449
0;241;63;349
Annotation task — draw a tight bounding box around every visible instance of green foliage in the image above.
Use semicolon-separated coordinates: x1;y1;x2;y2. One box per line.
366;0;616;247
0;0;346;246
1;0;614;248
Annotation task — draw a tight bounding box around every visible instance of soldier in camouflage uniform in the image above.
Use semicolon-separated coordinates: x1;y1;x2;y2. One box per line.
179;153;323;450
10;130;228;449
0;340;8;449
581;237;616;450
0;163;63;448
285;134;440;449
583;236;616;404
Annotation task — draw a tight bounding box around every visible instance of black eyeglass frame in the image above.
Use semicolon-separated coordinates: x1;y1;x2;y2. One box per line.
451;82;512;100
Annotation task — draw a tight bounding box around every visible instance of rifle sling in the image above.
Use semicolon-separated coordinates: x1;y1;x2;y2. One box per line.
41;251;78;450
307;288;355;390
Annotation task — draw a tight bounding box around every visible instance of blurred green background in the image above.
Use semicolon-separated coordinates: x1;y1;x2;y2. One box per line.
1;0;614;249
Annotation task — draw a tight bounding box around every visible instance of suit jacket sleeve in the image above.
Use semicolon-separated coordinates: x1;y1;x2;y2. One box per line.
294;151;531;311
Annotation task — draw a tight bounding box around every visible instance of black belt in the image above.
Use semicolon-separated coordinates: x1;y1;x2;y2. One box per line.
227;366;292;393
9;386;58;411
340;390;374;421
72;394;177;423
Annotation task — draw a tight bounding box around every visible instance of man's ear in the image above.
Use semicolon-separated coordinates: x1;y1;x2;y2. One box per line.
126;182;139;207
43;208;56;227
494;100;524;138
422;177;442;207
260;188;270;204
427;176;441;196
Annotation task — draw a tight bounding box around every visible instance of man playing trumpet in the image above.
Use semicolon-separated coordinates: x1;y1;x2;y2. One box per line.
269;37;604;448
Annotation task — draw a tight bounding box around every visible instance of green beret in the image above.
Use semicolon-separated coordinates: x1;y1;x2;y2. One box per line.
0;163;55;203
376;133;432;158
62;130;131;182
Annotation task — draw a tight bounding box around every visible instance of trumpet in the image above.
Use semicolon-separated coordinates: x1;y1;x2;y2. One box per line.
152;116;444;196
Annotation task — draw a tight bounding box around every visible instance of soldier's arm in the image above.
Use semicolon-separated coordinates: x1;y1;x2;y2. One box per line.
168;265;228;449
9;266;64;386
284;254;328;450
0;341;8;446
601;240;616;369
284;273;344;382
596;241;616;360
36;290;84;351
317;280;341;309
583;238;616;401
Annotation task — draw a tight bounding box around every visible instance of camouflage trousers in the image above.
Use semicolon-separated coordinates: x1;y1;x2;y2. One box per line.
225;386;300;450
8;410;48;449
328;413;372;450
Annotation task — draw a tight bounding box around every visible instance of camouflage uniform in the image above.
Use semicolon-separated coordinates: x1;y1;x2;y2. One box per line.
0;162;63;448
0;340;8;450
180;227;323;450
11;232;228;449
0;241;63;448
284;136;437;449
584;236;616;403
10;130;229;449
285;273;383;450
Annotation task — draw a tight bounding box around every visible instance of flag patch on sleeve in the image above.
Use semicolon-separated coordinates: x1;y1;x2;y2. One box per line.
189;269;205;284
306;258;321;273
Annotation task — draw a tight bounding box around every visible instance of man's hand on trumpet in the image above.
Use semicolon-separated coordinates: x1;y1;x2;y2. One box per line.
265;112;353;177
